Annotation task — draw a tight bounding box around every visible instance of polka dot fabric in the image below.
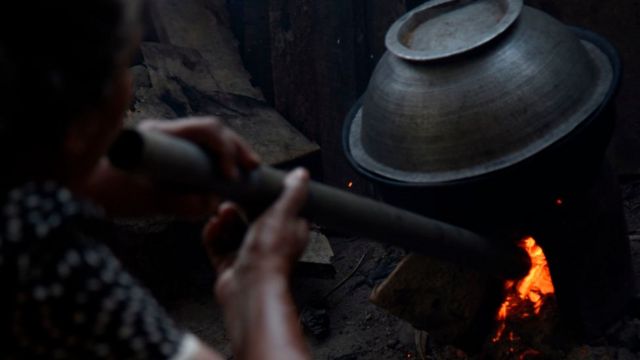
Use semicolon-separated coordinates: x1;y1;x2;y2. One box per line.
0;182;185;359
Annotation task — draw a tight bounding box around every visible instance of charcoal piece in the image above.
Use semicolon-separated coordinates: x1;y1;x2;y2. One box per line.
300;306;330;339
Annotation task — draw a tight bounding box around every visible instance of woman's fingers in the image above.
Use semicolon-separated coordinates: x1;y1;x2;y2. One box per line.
293;218;310;257
202;202;248;271
230;169;311;275
272;168;310;218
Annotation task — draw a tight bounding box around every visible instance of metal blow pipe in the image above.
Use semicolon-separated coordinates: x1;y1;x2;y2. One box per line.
108;130;531;279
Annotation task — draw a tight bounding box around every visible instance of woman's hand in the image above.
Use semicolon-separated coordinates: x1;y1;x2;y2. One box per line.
202;169;311;360
203;168;310;298
83;117;260;218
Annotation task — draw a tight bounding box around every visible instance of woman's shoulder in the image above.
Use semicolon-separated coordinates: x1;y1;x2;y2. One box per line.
0;181;103;251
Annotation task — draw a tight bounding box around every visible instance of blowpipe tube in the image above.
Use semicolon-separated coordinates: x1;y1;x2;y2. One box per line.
109;129;531;279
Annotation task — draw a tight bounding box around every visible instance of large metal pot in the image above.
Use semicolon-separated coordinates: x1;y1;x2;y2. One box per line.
345;0;618;186
344;0;621;234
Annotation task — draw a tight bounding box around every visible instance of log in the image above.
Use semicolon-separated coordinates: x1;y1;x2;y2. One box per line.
370;254;502;351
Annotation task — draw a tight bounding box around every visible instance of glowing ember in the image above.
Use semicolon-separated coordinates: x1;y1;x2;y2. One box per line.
492;237;555;343
347;180;354;189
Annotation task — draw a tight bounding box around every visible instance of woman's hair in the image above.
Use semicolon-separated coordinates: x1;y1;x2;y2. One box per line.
0;0;142;190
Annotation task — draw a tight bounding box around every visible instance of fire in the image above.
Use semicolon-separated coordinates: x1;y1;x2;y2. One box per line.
492;237;555;343
347;180;354;189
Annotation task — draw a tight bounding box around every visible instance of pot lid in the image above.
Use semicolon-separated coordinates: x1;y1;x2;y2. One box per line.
387;0;524;61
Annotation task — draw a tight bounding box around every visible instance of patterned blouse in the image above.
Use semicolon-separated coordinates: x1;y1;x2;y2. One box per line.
0;182;198;359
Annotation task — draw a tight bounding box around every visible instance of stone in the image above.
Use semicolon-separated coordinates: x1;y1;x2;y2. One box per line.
300;231;334;264
297;230;335;279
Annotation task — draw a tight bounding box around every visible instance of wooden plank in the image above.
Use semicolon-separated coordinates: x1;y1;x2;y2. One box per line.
267;0;321;141
141;42;221;96
149;0;263;100
129;42;320;166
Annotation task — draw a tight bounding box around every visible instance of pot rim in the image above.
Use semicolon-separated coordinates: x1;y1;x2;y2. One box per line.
343;27;622;188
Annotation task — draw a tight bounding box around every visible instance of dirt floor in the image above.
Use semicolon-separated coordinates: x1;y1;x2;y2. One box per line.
109;175;640;359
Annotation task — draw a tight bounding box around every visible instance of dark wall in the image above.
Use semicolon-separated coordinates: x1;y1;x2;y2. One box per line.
525;0;640;175
268;1;407;189
231;0;640;188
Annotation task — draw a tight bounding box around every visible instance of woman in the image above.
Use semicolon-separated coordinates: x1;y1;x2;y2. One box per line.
0;0;311;359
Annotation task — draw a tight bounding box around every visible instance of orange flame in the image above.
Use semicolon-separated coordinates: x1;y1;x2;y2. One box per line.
492;237;555;343
347;181;354;189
